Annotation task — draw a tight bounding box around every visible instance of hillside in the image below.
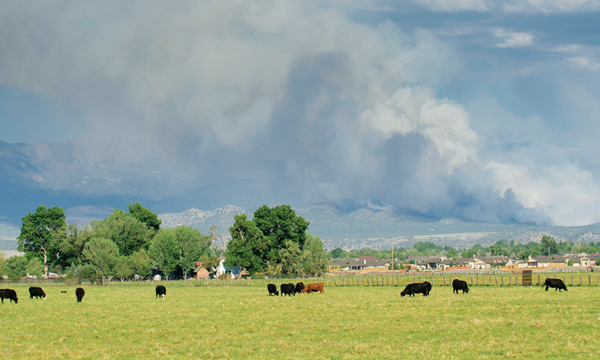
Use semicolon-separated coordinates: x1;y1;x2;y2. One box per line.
3;201;600;251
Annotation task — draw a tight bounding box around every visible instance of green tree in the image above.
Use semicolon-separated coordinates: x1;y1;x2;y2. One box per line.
225;214;266;275
149;229;180;279
93;209;154;256
129;249;153;278
5;255;28;279
329;247;347;259
17;205;67;276
114;256;134;281
54;223;94;267
26;257;45;277
279;241;305;275
252;205;309;264
173;226;211;279
128;203;162;231
302;233;328;276
82;237;120;277
540;235;559;256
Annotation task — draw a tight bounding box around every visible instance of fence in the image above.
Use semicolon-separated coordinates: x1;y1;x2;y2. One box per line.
2;272;598;288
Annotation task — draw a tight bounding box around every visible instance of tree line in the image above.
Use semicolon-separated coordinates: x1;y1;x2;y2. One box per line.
326;236;596;262
1;204;218;280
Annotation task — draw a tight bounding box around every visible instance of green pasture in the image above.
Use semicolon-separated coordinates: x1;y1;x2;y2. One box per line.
1;283;599;359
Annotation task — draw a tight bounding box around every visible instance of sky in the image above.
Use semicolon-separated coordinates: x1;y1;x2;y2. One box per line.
1;0;600;226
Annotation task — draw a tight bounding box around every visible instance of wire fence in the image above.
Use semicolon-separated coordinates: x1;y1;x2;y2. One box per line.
2;271;598;288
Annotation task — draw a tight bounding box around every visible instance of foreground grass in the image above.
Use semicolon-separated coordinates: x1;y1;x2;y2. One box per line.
0;284;599;359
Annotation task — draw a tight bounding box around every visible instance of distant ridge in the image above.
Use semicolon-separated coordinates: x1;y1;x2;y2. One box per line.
2;202;600;252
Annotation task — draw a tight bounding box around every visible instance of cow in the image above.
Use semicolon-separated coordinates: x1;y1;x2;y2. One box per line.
75;287;85;302
156;285;167;299
29;287;47;299
0;289;18;304
61;291;67;294
295;282;305;294
401;282;432;297
452;279;469;294
280;283;295;296
543;278;568;292
267;284;279;296
301;282;325;294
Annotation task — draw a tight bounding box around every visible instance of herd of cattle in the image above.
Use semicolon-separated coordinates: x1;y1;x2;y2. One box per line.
0;278;570;305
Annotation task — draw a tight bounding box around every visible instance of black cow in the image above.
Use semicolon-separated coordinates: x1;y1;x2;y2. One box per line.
29;287;47;299
0;289;18;304
75;287;85;302
156;285;167;299
295;282;305;294
543;278;568;292
452;279;469;294
267;284;279;296
401;281;432;297
280;283;295;296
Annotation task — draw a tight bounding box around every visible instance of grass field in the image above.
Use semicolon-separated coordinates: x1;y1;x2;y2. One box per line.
1;283;599;359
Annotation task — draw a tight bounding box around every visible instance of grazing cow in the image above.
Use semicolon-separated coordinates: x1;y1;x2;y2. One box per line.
280;283;295;296
29;287;47;299
267;284;279;296
0;289;18;304
156;285;167;299
301;282;325;294
452;279;469;294
543;278;568;292
295;282;305;294
401;282;432;297
75;287;85;302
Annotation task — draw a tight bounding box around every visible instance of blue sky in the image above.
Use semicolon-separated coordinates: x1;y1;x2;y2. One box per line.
1;1;600;226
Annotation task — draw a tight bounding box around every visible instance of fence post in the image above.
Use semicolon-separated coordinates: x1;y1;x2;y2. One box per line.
470;276;473;286
571;275;574;286
495;277;498;286
509;276;511;286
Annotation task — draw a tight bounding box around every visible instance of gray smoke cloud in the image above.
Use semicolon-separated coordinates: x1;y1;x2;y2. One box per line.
1;1;599;226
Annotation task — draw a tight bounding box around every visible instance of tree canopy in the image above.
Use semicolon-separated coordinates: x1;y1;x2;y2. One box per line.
17;205;67;276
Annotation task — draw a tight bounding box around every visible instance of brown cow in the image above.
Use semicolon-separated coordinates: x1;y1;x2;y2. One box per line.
301;282;324;294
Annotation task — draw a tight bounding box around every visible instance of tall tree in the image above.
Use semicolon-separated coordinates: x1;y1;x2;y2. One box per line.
149;229;179;279
55;223;94;267
302;233;328;276
93;209;154;256
224;214;266;275
129;249;153;278
17;206;67;276
128;203;162;231
174;226;211;279
279;241;305;275
540;235;559;256
82;237;120;277
252;205;309;264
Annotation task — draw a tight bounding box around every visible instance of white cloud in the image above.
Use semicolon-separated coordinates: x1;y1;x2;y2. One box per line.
567;56;600;71
552;44;581;53
361;87;478;172
486;161;600;226
494;29;533;48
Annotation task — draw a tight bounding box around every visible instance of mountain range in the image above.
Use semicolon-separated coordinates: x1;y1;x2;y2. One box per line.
2;140;600;251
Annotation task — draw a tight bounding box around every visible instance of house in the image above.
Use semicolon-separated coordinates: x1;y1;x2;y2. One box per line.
215;259;241;278
193;264;210;280
569;253;599;267
328;256;391;271
417;257;452;271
